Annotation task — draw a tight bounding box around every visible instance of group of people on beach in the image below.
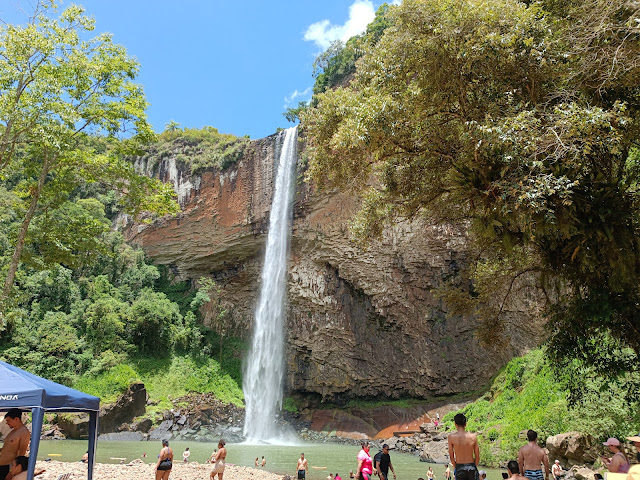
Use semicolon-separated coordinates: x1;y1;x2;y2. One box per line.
3;408;640;480
154;438;226;480
444;413;640;480
295;442;396;480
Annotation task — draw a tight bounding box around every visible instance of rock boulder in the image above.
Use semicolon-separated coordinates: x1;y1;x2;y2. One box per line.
57;382;147;438
419;439;450;464
99;382;147;433
546;432;599;466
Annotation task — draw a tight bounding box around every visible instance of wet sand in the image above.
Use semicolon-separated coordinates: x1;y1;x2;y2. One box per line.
32;460;283;480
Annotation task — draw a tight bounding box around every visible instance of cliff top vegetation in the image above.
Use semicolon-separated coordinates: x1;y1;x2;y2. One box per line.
137;123;251;174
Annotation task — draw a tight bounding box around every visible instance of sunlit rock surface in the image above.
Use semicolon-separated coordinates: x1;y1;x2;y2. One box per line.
125;133;545;402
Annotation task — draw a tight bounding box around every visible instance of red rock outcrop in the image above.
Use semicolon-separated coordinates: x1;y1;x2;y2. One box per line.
125;132;545;402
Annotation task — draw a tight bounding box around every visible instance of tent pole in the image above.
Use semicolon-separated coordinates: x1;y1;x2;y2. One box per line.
27;407;43;480
87;410;99;480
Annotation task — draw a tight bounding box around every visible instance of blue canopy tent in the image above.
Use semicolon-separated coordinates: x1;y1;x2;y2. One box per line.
0;361;100;480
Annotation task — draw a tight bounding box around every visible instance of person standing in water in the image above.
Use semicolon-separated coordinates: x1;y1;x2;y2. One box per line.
297;453;308;479
518;430;550;480
508;460;530;480
448;413;480;480
261;456;266;467
355;441;374;480
427;466;436;480
210;439;227;480
374;444;396;480
155;439;173;480
183;447;190;463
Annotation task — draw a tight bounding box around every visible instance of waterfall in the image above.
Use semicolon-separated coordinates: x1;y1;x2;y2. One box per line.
243;126;298;442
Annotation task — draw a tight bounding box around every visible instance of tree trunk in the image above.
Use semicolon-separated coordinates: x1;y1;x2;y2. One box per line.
1;157;50;299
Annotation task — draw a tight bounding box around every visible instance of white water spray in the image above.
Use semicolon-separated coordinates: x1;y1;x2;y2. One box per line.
243;127;298;442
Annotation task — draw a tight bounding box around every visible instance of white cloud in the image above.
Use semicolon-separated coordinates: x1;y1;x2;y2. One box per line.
284;87;312;108
304;0;376;51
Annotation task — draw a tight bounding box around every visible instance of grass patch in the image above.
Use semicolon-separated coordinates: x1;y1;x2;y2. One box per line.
72;353;245;410
72;363;139;403
442;349;640;467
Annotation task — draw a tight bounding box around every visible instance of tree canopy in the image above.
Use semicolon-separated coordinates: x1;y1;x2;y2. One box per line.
302;0;640;389
0;1;179;301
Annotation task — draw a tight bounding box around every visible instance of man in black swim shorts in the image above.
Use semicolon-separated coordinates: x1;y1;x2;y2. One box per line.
297;452;308;479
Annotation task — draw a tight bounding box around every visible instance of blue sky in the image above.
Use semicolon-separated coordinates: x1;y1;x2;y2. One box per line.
1;0;397;139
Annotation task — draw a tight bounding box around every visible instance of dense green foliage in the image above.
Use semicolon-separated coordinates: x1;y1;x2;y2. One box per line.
283;3;392;123
0;190;244;404
311;4;392;99
0;1;179;300
443;349;640;466
0;3;245;409
137;124;250;174
303;0;640;397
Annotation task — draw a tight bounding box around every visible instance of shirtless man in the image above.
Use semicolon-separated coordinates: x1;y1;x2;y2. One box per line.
447;413;480;480
518;430;549;480
0;409;30;480
508;460;530;480
297;453;308;480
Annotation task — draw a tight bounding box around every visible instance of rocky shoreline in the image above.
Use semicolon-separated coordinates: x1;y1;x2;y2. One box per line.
32;459;281;480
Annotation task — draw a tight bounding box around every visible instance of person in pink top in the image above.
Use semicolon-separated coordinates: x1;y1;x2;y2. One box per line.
356;441;374;480
602;438;630;473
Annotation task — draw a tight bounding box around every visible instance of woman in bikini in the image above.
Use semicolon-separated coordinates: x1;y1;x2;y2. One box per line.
210;439;227;480
155;439;173;480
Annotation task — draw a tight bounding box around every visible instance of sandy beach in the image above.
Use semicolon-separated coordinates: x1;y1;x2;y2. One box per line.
32;460;283;480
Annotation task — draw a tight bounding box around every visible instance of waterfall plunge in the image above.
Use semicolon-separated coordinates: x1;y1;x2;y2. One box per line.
243;127;298;442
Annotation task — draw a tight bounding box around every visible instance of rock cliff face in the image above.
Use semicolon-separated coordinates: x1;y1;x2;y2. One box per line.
125;131;545;402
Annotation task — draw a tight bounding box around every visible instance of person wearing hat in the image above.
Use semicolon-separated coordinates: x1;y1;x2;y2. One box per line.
479;470;487;480
627;434;640;463
602;438;630;473
551;460;563;480
625;434;640;480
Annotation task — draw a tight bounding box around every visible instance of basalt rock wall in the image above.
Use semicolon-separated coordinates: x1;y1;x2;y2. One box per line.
125;132;545;402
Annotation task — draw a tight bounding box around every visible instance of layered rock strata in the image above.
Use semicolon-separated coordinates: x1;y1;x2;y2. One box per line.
125;133;545;402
